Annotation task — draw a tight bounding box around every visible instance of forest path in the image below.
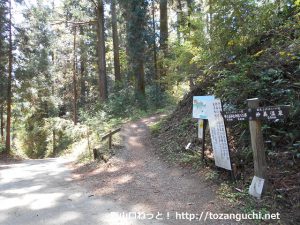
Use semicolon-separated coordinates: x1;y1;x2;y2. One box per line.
73;115;250;225
0;115;249;225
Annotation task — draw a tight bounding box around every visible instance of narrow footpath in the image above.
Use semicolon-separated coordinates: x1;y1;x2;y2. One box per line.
73;115;250;225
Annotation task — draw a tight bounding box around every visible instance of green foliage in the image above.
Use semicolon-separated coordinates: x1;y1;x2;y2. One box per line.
218;182;249;204
149;121;161;136
214;20;300;146
80;85;171;133
204;171;219;181
163;14;207;86
0;140;5;154
21;112;48;159
44;117;84;156
19;115;84;158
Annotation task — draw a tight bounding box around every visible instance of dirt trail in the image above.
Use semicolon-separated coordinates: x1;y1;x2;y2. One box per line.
74;115;251;224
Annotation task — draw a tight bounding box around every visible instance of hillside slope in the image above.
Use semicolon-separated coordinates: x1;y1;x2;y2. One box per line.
152;12;300;225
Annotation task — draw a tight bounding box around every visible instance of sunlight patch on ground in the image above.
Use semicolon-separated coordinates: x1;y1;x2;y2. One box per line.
0;192;65;211
107;165;120;172
51;211;81;224
29;193;65;210
0;196;28;210
67;192;83;200
114;174;133;185
3;185;43;194
95;187;116;196
128;137;143;148
0;213;8;224
69;139;89;161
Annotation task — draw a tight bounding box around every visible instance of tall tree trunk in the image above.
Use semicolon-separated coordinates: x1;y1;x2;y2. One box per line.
96;0;108;101
1;103;4;142
206;0;212;41
159;0;168;87
111;0;121;83
121;0;147;98
176;0;183;42
151;0;158;80
186;0;193;36
5;0;13;154
159;0;168;54
135;59;145;97
73;26;78;125
80;53;86;106
79;28;87;106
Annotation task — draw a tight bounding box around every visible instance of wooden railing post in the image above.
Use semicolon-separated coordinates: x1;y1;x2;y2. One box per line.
247;98;267;179
101;128;121;150
108;130;112;149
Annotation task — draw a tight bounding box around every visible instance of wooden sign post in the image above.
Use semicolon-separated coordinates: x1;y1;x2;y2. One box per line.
201;119;208;163
247;98;267;180
221;99;289;198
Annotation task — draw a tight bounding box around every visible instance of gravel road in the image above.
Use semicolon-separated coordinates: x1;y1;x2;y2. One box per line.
0;115;250;225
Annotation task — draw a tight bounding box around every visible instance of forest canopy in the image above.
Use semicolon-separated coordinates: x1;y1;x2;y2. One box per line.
0;0;299;158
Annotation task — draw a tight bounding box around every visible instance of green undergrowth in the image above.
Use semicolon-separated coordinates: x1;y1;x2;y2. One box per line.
218;183;264;224
75;86;176;165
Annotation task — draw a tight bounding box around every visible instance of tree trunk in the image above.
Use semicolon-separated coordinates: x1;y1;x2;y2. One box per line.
151;0;158;80
176;0;183;42
121;0;147;99
80;52;86;106
96;0;108;101
111;0;121;83
1;103;4;142
159;0;168;54
73;26;78;125
5;0;13;154
78;27;87;106
135;58;145;96
52;129;56;155
186;0;193;36
207;0;212;40
159;0;168;86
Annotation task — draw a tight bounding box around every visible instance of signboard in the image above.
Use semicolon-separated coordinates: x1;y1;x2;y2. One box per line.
192;96;215;119
222;109;249;122
193;96;232;171
249;176;265;199
252;106;289;121
222;106;289;122
207;99;232;171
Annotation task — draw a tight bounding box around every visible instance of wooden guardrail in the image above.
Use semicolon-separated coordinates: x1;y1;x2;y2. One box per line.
101;127;121;149
93;127;122;161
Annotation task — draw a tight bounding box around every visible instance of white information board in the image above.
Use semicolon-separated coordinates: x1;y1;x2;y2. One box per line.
193;96;232;171
249;176;265;199
207;99;232;171
193;96;215;119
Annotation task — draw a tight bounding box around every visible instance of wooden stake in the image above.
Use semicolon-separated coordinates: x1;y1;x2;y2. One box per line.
108;130;112;149
202;120;207;164
247;98;267;179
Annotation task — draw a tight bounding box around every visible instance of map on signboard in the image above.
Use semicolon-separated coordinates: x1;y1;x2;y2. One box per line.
249;176;265;199
192;96;215;119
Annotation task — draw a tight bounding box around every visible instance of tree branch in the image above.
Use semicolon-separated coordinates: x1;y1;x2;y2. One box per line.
50;20;97;26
